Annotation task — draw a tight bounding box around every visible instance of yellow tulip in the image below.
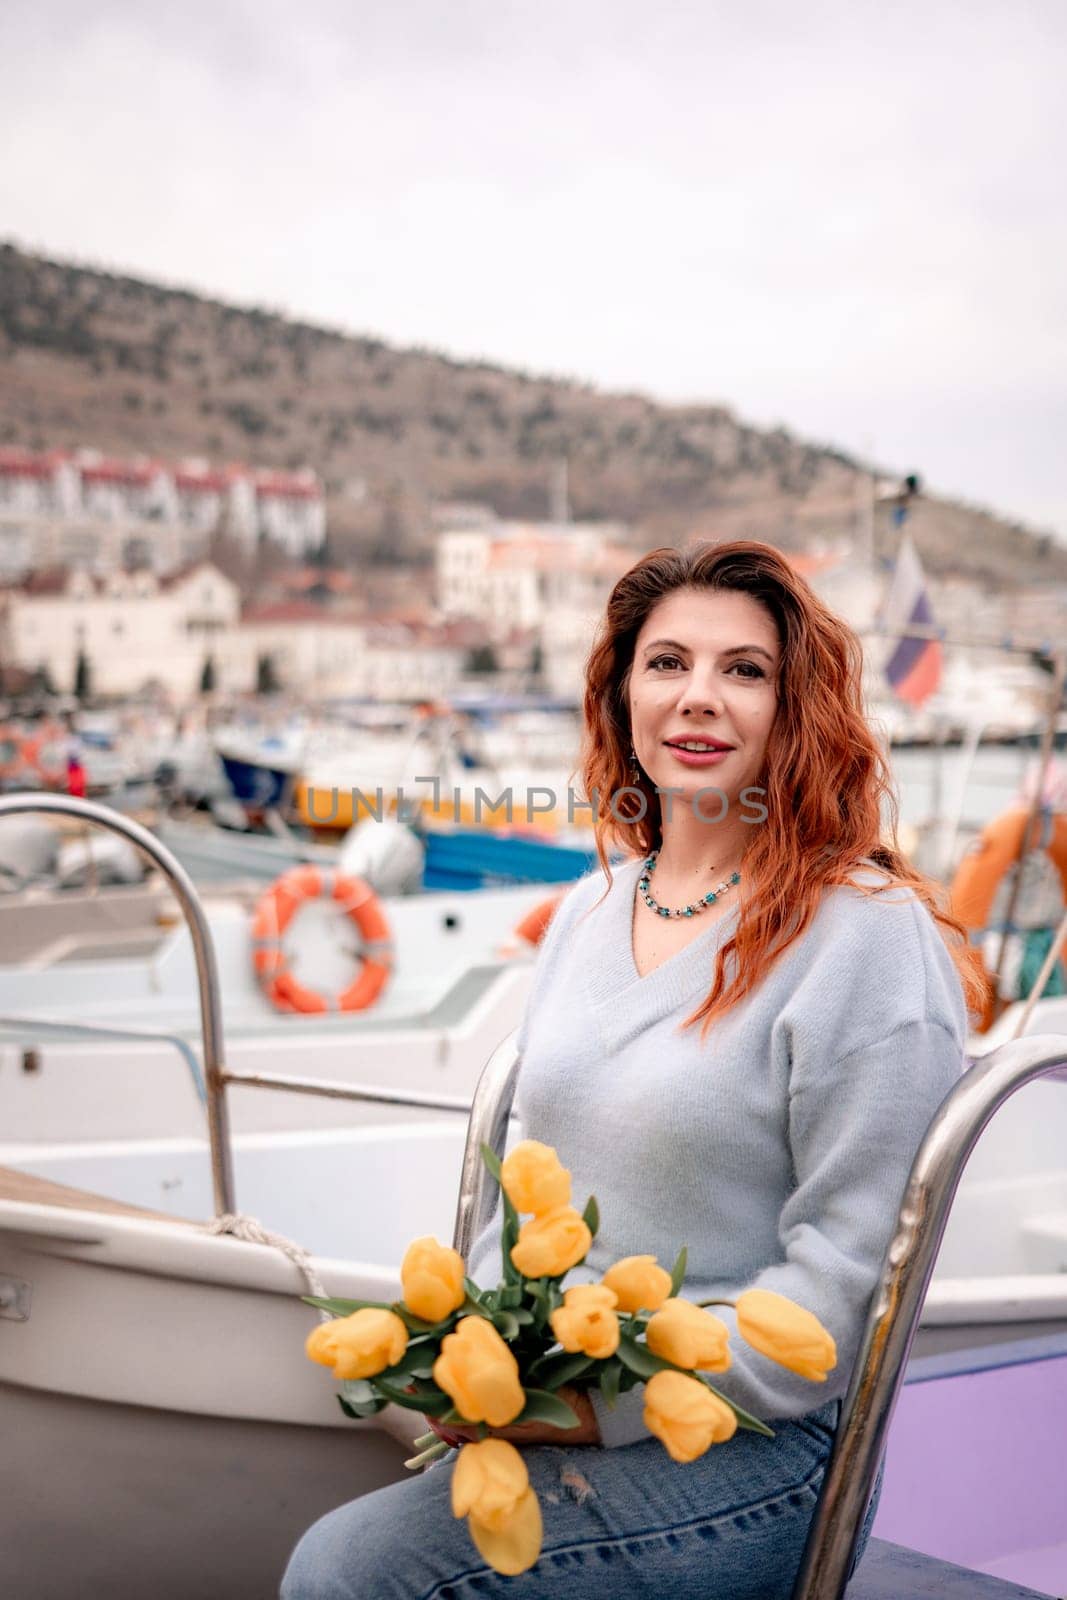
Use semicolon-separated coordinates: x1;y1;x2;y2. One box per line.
452;1440;543;1574
433;1315;526;1426
510;1205;592;1278
643;1369;738;1462
401;1235;466;1323
468;1487;543;1576
735;1290;836;1382
646;1298;731;1373
304;1308;408;1380
500;1139;571;1215
451;1437;531;1526
600;1254;672;1313
549;1283;620;1359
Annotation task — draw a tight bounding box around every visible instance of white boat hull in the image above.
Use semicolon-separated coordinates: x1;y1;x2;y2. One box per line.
2;1381;408;1600
0;1131;463;1597
0;885;543;1142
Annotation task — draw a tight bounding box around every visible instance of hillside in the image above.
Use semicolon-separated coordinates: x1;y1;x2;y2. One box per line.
1;242;1063;586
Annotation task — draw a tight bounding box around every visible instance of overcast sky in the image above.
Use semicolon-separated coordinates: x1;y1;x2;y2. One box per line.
2;1;1065;539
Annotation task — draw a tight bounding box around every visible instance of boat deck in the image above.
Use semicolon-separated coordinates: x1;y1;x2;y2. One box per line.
852;1539;1051;1596
0;1163;197;1224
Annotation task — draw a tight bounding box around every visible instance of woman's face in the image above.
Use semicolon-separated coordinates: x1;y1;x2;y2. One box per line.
627;586;780;810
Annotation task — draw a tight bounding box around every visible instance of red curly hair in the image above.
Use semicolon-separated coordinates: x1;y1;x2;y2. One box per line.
580;540;985;1029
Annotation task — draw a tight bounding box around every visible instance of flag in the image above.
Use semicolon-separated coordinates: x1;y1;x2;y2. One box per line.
882;535;942;706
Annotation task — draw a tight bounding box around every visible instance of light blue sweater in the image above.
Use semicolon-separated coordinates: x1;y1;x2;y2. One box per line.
469;856;967;1448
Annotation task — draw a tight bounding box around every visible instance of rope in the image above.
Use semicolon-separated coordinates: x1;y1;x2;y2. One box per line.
207;1212;330;1315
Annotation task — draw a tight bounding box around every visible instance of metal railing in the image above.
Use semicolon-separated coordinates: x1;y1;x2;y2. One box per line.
0;793;236;1212
792;1031;1067;1598
0;794;475;1217
452;1030;521;1258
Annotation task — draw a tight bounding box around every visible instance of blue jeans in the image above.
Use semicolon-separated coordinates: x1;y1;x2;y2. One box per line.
281;1399;883;1599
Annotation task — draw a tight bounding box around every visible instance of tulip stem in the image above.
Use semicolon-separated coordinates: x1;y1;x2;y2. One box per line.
411;1430;440;1452
404;1439;451;1471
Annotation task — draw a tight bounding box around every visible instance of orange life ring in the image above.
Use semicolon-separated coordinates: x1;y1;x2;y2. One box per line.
250;865;394;1014
20;724;68;787
949;806;1067;1031
512;893;565;950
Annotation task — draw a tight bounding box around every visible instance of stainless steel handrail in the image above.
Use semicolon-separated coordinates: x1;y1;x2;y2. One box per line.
792;1032;1067;1599
0;792;236;1213
224;1066;473;1115
451;1031;521;1258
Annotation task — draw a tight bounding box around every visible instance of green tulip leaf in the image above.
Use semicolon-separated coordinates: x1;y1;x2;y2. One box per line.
480;1142;522;1285
390;1304;457;1336
491;1310;521;1340
501;1210;521;1286
480;1142;504;1181
616;1333;688;1380
581;1194;600;1238
338;1391;387;1419
384;1345;438;1380
498;1282;524;1309
372;1377;453;1415
341;1378;376;1404
302;1295;394;1317
527;1351;595;1391
598;1357;622;1410
516;1388;581;1428
668;1245;688;1297
462;1278;487;1307
338;1378;389;1418
700;1381;775;1438
526;1277;559;1331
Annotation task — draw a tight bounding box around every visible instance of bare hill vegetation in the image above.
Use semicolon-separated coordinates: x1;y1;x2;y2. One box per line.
1;242;1062;584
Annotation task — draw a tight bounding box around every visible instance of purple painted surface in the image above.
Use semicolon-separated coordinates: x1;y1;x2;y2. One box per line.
874;1350;1067;1593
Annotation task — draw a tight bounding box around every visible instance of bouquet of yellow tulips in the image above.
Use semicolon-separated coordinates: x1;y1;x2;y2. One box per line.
303;1139;836;1577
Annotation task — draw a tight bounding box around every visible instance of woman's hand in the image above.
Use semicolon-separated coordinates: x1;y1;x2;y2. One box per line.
426;1385;601;1449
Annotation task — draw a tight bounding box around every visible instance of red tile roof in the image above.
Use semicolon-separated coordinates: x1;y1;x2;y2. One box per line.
254;472;322;501
0;448;69;479
174;469;230;493
19;565;76;596
80;461;160;487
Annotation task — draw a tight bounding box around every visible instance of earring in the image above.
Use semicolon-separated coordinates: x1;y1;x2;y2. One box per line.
629;746;641;786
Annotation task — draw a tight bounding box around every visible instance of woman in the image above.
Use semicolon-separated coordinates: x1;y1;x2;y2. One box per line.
282;541;982;1599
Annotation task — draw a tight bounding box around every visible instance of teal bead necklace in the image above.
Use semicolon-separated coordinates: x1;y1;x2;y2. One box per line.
638;851;741;919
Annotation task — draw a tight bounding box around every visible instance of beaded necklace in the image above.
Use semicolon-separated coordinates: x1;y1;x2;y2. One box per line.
638;851;741;920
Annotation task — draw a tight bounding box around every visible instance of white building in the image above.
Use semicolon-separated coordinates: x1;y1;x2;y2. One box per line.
359;623;465;701
437;518;634;635
250;471;326;554
0;561;470;702
0;448;327;575
231;604;367;697
0;561;240;697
